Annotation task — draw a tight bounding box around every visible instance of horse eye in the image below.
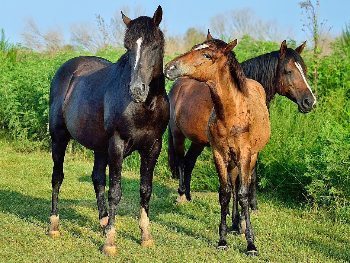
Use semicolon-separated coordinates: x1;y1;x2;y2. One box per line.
203;53;212;59
285;70;292;75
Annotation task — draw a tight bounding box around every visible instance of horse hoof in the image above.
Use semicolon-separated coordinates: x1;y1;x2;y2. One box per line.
217;240;228;250
217;244;228;250
141;239;154;248
102;244;117;256
100;216;109;228
48;230;60;238
246;249;259;256
176;194;188;204
246;243;258;256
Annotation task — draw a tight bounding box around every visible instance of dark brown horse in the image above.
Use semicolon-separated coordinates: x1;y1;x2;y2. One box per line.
165;38;270;255
48;6;169;256
168;32;316;208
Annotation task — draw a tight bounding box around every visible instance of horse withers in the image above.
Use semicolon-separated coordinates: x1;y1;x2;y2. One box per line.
165;38;270;255
48;6;169;256
168;32;316;209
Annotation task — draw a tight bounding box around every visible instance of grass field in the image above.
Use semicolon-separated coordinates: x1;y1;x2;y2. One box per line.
0;138;349;263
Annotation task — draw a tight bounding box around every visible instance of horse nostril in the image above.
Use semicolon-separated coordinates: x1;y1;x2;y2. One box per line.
303;98;312;108
141;83;146;91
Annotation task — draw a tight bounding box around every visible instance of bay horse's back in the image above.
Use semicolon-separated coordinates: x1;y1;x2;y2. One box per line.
49;56;111;133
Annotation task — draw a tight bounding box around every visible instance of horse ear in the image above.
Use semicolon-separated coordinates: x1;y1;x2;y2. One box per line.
153;5;163;26
121;11;132;27
207;29;213;40
279;40;287;59
295;41;307;54
224;39;238;53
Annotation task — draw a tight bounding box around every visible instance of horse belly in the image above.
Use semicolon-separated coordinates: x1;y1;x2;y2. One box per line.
64;95;108;151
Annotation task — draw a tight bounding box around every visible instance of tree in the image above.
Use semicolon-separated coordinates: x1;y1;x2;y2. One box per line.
70;5;145;52
183;28;205;50
210;8;284;42
299;0;331;92
21;18;64;52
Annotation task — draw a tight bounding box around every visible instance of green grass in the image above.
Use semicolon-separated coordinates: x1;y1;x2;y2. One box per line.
0;139;349;263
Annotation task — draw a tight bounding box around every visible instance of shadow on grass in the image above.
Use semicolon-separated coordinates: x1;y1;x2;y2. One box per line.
287;230;350;262
0;189;93;226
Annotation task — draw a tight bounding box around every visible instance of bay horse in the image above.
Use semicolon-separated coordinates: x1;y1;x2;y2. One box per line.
168;31;316;209
48;6;169;256
165;38;270;255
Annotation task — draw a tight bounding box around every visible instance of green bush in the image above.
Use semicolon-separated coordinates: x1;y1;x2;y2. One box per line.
0;37;349;222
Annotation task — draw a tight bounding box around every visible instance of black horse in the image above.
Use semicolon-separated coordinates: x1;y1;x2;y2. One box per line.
167;33;316;211
48;6;169;256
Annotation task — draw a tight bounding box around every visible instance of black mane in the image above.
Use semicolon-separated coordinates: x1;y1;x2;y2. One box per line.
241;51;279;104
242;48;306;105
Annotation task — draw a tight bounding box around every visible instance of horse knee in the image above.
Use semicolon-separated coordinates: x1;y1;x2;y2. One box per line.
51;171;64;187
108;185;122;206
140;184;152;202
219;186;231;206
238;187;249;206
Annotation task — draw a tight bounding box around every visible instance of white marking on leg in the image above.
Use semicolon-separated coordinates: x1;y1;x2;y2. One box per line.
134;37;143;70
194;44;209;50
295;62;317;105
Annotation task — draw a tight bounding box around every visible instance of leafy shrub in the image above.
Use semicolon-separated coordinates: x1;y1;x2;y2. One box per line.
0;36;349;221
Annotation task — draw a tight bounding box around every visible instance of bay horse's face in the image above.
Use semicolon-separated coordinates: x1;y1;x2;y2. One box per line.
165;39;238;82
276;41;316;113
122;6;164;103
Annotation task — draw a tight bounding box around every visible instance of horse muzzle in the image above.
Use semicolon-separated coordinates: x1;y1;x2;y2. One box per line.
164;61;181;80
129;81;150;103
297;95;316;113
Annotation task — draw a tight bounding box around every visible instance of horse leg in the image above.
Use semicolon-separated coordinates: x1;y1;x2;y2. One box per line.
168;128;177;178
183;143;205;201
249;162;258;211
213;150;230;249
102;133;124;256
172;130;186;203
49;130;70;238
238;149;258;256
228;166;242;234
91;151;109;227
139;138;162;247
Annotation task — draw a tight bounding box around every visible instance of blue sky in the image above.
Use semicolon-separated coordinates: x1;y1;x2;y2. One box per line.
1;0;349;44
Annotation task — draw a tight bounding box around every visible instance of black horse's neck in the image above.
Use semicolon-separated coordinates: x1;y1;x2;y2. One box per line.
241;51;280;107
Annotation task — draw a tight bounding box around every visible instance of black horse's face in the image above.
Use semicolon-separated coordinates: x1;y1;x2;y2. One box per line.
122;6;164;103
276;41;316;113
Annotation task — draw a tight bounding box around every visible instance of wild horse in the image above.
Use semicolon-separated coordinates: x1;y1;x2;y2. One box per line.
48;6;169;256
168;31;316;207
165;38;271;255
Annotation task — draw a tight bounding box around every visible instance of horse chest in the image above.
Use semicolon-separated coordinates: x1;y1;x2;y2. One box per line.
113;95;169;142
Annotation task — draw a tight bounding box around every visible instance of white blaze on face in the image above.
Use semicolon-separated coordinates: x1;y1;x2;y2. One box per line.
134;37;143;70
294;62;317;105
194;44;209;50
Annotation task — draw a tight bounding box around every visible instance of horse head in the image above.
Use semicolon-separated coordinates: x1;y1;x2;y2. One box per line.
276;40;316;113
122;6;164;103
165;37;239;82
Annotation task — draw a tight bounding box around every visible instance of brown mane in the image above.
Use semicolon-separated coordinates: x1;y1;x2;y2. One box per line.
227;51;248;95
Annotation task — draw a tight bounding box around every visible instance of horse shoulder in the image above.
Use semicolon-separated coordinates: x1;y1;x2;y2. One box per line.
245;79;271;153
